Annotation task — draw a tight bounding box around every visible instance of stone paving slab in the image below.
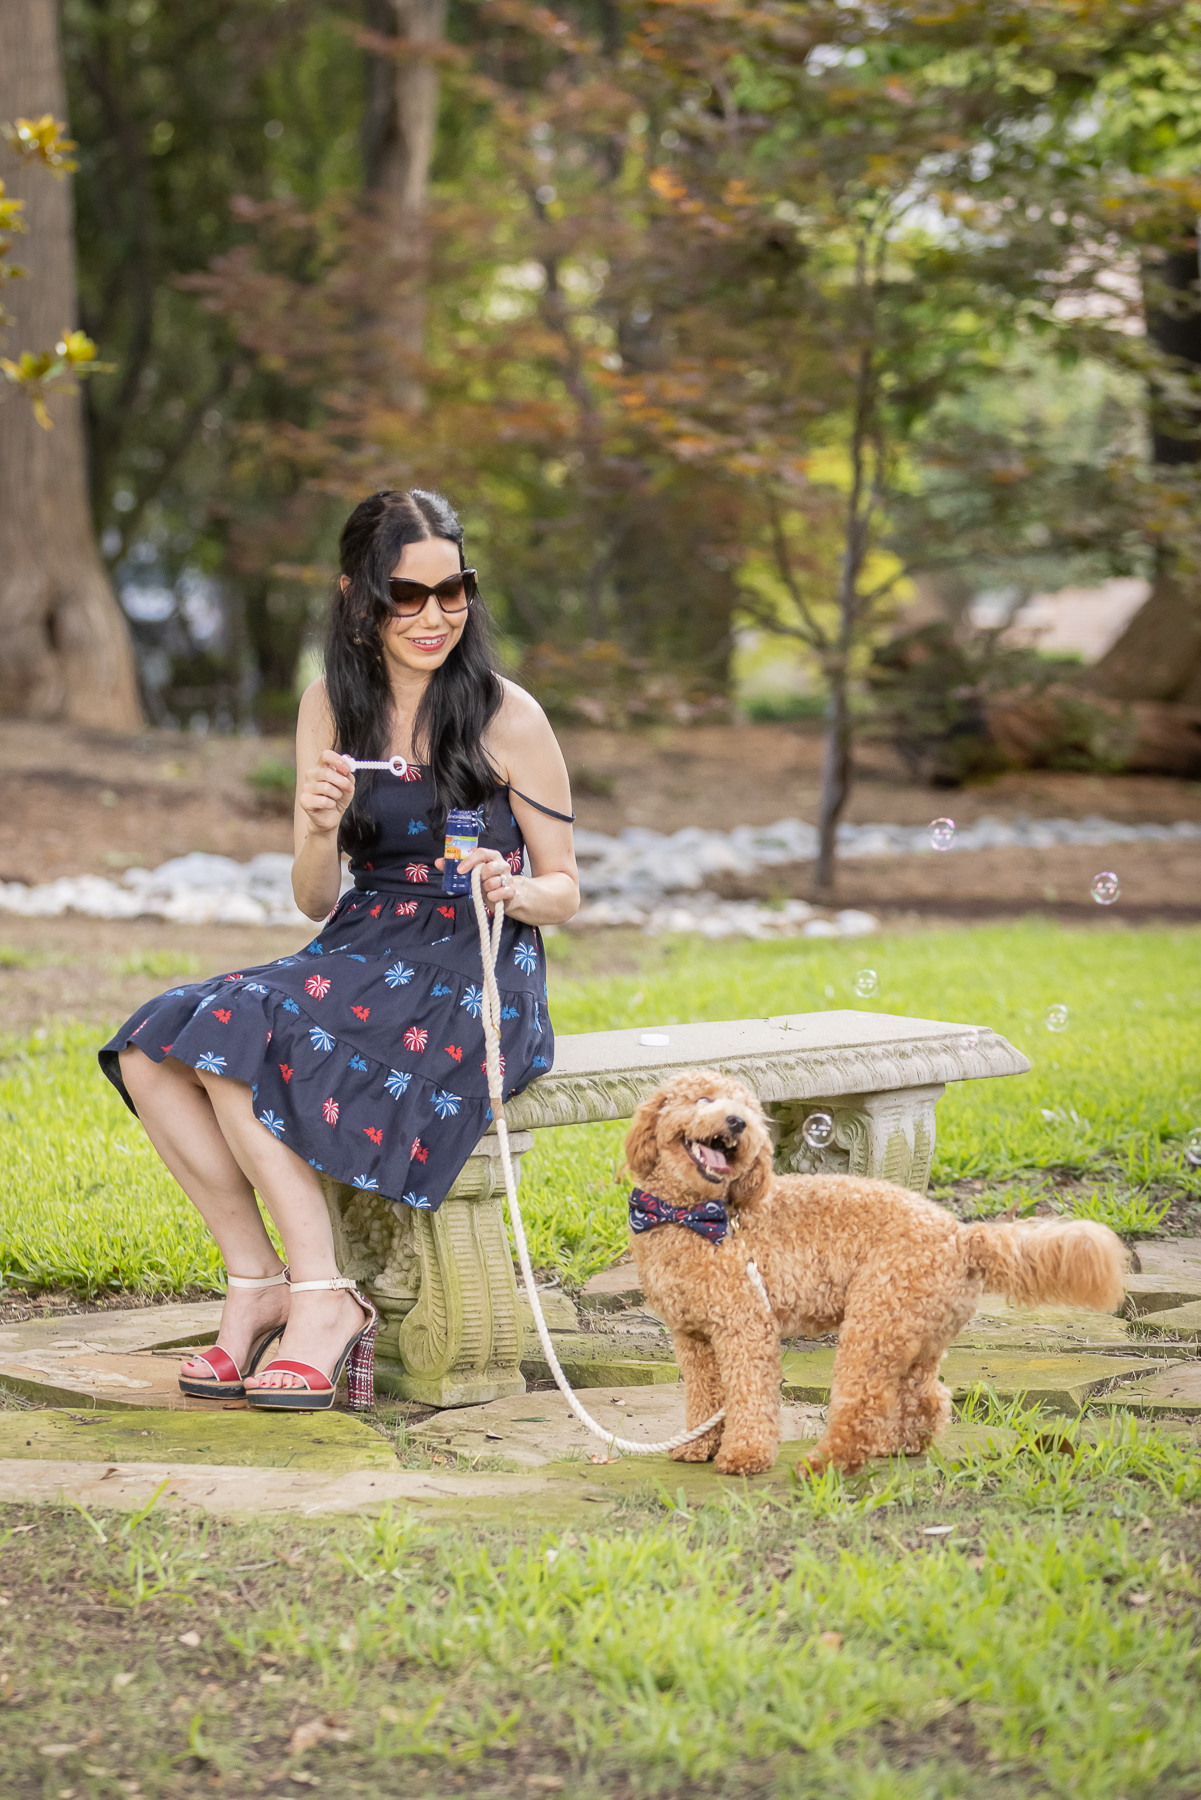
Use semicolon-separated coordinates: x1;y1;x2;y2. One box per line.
1098;1363;1201;1418
520;1331;677;1389
1128;1301;1201;1342
413;1383;827;1467
0;1408;397;1471
780;1347;1172;1412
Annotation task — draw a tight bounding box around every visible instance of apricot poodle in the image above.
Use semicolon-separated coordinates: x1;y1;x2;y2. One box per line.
626;1069;1127;1476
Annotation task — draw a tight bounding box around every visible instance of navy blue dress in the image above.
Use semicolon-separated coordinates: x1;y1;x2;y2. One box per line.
99;769;553;1212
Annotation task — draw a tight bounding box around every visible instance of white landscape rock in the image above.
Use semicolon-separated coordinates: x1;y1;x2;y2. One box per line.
0;812;1195;940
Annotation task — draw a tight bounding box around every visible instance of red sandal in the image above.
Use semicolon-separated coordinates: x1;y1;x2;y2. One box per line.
178;1267;290;1400
244;1277;378;1412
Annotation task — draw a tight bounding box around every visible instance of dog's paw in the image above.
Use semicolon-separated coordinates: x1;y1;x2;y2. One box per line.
714;1445;775;1477
671;1434;721;1463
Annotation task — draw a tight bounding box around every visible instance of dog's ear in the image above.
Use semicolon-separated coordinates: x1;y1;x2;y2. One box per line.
625;1092;663;1179
728;1139;772;1207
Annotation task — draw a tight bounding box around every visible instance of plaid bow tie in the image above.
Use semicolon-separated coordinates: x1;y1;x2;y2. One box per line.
629;1185;728;1245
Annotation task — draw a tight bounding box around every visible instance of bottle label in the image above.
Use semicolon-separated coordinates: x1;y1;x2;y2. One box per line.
442;810;479;894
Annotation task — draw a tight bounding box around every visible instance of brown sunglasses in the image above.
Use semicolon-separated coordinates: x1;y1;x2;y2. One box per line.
384;569;478;618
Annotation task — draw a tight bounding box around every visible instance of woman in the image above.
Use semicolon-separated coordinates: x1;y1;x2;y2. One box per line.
100;489;579;1409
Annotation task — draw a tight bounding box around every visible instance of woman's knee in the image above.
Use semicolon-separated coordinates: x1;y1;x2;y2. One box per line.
119;1048;195;1105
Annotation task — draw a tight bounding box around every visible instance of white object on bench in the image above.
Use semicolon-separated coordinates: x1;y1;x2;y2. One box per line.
323;1010;1029;1407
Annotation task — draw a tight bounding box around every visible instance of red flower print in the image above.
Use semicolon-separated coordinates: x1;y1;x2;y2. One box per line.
370;904;382;918
131;1021;146;1036
322;1097;340;1127
410;1137;429;1164
213;1008;232;1024
444;1044;462;1063
351;1004;371;1022
395;900;418;917
437;904;455;920
279;1063;293;1083
506;849;524;874
364;1126;383;1146
365;861;374;871
224;973;244;981
482;1052;506;1079
305;974;331;1000
266;1030;272;1045
404;862;430;883
403;1025;428;1053
161;1044;173;1054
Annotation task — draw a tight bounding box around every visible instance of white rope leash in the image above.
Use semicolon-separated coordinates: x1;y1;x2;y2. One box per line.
469;866;726;1457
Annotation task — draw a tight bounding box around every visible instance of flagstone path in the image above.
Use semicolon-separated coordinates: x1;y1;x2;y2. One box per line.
0;1244;1197;1515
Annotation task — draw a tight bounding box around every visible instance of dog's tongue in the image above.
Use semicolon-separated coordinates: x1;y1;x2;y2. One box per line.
694;1142;729;1174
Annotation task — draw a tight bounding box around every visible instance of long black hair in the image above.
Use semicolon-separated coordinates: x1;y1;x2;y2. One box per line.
325;488;503;856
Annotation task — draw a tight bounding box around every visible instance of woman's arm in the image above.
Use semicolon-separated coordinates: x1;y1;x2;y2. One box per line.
291;680;355;921
455;681;579;927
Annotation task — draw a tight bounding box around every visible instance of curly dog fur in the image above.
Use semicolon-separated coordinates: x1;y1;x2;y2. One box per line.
626;1069;1128;1477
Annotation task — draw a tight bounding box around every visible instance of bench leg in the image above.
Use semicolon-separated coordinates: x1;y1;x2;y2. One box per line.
322;1131;533;1407
768;1083;944;1193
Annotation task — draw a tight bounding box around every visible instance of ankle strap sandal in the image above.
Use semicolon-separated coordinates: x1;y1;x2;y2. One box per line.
245;1277;378;1413
177;1266;290;1400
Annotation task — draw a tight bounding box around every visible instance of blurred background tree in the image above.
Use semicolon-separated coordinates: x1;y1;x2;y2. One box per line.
1;0;1194;872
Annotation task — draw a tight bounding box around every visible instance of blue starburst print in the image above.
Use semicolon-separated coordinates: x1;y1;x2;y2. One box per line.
532;1055;549;1070
407;817;424;835
309;1026;335;1053
403;1191;432;1210
460;984;484;1018
352;1174;380;1190
306;942;323;955
534;1002;541;1031
385;961;414;989
431;982;452;998
195;1052;226;1075
513;941;538;975
281;998;300;1015
385;1069;411;1099
431;1089;461;1119
245;983;269;994
307;1158;324;1170
164;987;188;997
501;1004;519;1021
258;1110;285;1138
349;1054;369;1073
277;959;297;967
347;954;367;963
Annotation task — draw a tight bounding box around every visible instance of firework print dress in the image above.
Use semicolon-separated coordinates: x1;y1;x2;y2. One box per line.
99;768;555;1213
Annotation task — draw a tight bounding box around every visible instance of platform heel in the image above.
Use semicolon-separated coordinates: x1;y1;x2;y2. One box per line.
178;1266;290;1400
245;1277;378;1412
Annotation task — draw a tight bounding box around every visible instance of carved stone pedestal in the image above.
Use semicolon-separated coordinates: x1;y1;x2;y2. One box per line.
767;1084;942;1192
322;1131;533;1408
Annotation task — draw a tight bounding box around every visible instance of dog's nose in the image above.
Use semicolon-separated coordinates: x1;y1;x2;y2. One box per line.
725;1114;746;1137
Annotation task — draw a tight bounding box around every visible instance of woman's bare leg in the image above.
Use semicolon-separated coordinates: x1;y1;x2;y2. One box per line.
195;1070;367;1391
118;1050;288;1379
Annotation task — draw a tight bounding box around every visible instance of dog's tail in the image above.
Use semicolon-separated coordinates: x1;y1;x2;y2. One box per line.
962;1218;1127;1313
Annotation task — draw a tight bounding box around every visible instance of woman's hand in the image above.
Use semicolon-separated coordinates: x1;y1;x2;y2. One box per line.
438;846;520;912
299;750;355;838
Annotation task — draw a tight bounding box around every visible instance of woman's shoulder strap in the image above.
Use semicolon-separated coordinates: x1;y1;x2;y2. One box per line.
507;784;576;824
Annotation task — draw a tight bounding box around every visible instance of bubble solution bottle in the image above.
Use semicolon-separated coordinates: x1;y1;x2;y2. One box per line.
442;809;480;895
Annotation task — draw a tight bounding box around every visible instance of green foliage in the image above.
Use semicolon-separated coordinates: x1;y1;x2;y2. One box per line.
246;755;297;814
1065;1186;1172;1240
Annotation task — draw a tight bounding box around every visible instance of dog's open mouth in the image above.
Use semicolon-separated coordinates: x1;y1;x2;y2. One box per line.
685;1135;738;1184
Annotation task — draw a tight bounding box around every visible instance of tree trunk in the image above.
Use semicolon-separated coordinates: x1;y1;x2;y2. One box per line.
0;0;141;729
1090;222;1201;704
360;0;448;410
814;662;852;897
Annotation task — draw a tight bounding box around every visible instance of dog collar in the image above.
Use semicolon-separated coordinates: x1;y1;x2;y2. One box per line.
629;1185;728;1245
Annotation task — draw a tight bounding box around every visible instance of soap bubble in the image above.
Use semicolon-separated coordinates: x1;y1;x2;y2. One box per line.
1044;1004;1070;1033
929;817;956;852
960;1027;981;1051
1091;871;1120;906
1185;1128;1201;1170
853;968;879;998
802;1110;835;1151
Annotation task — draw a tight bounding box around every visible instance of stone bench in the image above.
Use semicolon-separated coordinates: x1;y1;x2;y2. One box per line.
323;1009;1029;1407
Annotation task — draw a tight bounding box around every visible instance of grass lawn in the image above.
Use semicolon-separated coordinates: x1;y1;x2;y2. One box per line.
2;1402;1200;1798
1;921;1197;1296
